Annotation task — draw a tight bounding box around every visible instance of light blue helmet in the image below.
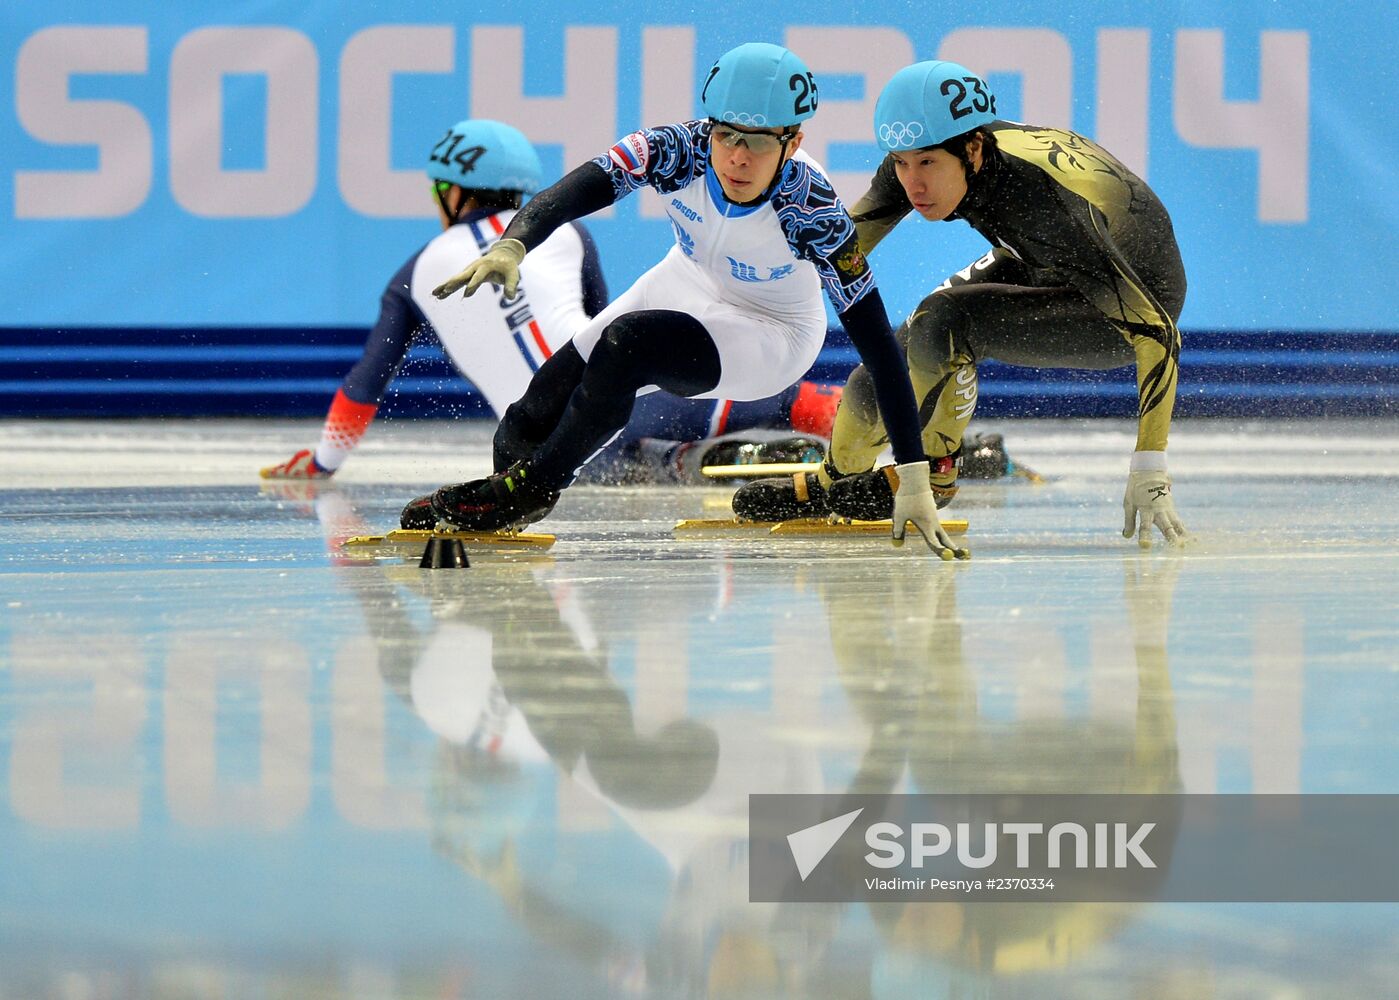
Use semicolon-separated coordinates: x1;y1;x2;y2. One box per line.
874;61;998;152
700;42;818;129
425;119;543;193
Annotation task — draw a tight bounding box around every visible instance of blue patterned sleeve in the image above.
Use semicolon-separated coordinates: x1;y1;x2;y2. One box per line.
772;161;877;314
590;120;709;199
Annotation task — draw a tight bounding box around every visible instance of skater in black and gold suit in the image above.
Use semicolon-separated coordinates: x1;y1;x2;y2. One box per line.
735;60;1189;549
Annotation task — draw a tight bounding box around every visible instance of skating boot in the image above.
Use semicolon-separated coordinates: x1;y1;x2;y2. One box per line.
959;432;1042;482
827;454;960;520
960;433;1009;479
699;434;826;469
400;493;439;530
731;459;840;521
429;461;560;532
260;448;332;480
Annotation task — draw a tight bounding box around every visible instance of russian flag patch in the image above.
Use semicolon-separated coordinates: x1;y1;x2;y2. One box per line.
607;131;651;176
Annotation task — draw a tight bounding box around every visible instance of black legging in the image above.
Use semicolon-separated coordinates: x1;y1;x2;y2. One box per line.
907;249;1163;373
831;247;1186;476
838;250;1141;444
494;309;722;489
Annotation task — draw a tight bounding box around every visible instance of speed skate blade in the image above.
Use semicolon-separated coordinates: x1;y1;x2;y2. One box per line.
700;462;822;480
342;528;556;556
674;517;785;532
674;517;968;536
770;518;967;537
705;461;1048;486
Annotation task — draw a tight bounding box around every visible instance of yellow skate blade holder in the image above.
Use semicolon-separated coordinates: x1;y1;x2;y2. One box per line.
771;517;968;537
700;461;822;480
673;517;968;536
704;460;1049;485
341;527;556;554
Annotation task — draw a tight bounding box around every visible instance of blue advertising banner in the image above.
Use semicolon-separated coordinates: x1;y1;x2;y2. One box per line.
4;1;1397;335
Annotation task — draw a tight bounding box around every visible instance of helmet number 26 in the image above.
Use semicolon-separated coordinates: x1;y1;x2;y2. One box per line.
940;77;995;121
789;72;819;116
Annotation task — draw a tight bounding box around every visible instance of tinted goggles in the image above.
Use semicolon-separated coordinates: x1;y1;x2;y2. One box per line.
710;122;798;155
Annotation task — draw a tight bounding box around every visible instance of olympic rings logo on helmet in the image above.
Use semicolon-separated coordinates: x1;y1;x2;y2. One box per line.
721;111;770;127
878;121;926;148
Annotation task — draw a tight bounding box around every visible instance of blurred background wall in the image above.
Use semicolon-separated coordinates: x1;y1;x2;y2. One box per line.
3;0;1395;418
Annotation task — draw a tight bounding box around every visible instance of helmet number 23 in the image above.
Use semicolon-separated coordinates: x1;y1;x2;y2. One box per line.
789;72;819;116
430;132;487;174
940;77;995;121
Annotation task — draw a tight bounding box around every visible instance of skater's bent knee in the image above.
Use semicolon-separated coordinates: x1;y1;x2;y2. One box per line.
908;290;977;369
590;310;719;397
841;365;880;422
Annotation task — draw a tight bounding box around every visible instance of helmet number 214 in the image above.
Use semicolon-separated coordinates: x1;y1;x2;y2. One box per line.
430;132;487;174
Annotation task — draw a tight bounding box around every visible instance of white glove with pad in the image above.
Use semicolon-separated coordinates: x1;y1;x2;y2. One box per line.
432;238;527;300
1122;452;1187;547
891;460;970;560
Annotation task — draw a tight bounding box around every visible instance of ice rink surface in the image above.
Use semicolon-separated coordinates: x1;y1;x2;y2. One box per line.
1;417;1397;999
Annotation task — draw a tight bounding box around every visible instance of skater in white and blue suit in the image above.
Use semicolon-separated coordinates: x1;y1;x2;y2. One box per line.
260;118;831;484
417;43;963;557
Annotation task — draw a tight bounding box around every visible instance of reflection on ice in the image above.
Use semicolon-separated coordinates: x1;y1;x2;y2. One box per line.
2;419;1397;997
